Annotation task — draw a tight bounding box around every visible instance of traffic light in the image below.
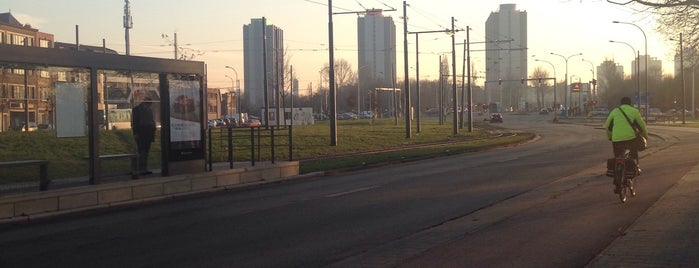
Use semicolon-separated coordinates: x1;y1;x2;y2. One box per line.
572;82;581;91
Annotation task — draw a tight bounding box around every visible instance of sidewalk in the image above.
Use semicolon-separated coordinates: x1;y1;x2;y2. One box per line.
587;161;699;267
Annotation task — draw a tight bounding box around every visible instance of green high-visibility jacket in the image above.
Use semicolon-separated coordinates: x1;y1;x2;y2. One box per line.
604;104;648;142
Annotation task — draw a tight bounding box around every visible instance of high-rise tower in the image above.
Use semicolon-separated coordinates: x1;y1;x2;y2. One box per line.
243;18;284;116
485;4;527;111
357;9;396;112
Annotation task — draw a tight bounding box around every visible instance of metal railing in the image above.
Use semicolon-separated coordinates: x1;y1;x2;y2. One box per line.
206;125;293;171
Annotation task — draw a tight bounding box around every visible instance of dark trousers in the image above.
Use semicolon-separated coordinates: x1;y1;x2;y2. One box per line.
136;140;152;172
612;139;639;163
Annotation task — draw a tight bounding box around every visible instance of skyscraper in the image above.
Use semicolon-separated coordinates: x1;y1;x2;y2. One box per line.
358;9;396;112
243;18;284;117
485;4;527;111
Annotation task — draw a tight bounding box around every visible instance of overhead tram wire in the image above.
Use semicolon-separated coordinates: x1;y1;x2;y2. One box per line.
302;0;362;12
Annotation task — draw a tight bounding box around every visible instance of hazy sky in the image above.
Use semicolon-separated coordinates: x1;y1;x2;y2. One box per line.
2;0;675;92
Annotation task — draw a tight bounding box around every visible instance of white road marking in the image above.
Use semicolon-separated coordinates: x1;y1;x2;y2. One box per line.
325;185;381;198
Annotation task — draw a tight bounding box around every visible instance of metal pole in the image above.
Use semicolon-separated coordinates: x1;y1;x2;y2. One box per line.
415;33;421;133
328;0;337;146
610;41;639;109
451;17;458;135
681;33;686;124
551;52;581;117
262;17;269;127
614;21;648;119
466;27;473;132
403;0;411;139
460;38;466;129
123;0;132;56
392;64;397;125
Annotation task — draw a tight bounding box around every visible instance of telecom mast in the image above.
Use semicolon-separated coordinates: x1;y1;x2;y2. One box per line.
124;0;133;55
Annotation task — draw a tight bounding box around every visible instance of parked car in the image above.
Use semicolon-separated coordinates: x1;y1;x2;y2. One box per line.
241;119;261;127
21;122;38;131
489;113;503;123
359;111;375;119
338;112;358;120
591;107;610;117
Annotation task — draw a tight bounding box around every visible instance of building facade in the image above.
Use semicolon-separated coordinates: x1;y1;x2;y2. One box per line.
485;4;527;111
243;18;284;117
0;12;55;132
357;9;396;112
632;55;662;82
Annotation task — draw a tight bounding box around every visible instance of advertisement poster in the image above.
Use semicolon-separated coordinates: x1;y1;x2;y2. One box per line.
55;82;86;137
169;80;201;142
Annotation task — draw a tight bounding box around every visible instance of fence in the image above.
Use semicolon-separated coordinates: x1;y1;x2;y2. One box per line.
206;125;293;171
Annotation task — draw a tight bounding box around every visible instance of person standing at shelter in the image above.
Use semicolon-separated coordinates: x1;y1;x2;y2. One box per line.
132;97;156;175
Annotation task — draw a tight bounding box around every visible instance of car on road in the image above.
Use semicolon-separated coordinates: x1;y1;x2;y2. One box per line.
241;119;261;127
490;113;503;123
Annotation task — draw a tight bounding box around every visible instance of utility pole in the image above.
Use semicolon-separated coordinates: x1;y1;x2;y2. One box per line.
263;17;269;128
451;17;458;135
327;0;337;145
403;1;411;138
328;2;396;146
466;27;473;132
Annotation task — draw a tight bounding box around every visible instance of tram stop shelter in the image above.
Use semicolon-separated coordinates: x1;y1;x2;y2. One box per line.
0;43;207;185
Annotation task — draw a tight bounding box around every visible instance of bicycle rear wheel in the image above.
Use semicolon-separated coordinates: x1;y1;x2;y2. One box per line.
616;163;628;203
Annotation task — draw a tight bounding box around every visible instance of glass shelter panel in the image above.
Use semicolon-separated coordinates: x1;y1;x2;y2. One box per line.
0;64;92;185
99;71;161;174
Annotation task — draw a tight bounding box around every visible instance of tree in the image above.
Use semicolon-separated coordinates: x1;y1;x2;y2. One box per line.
320;59;355;112
607;0;699;64
530;66;550;110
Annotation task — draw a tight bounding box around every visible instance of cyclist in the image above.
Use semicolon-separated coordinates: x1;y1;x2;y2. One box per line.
604;97;648;193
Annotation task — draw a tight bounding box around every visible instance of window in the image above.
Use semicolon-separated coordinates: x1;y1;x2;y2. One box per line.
28;86;36;99
0;32;5;44
39;39;50;48
40;87;50;100
40;70;50;78
11;85;24;99
56;71;67;82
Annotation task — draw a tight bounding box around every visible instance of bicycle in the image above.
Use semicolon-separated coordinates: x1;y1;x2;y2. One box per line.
614;149;637;203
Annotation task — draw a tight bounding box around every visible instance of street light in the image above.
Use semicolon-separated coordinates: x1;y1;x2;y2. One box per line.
225;75;235;116
581;59;596;110
613;20;648;119
534;58;557;122
610;40;640;110
550;52;582;117
581;59;594;79
225;66;242;123
672;33;687;124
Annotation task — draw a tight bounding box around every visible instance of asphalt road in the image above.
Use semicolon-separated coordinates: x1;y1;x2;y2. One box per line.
1;114;696;268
